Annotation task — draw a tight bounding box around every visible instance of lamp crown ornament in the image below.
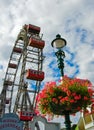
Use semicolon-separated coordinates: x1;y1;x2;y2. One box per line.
56;34;61;38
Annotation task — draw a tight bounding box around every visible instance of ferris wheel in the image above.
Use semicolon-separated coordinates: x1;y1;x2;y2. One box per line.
0;24;45;129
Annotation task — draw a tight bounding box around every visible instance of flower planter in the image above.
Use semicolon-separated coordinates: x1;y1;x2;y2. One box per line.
36;76;93;116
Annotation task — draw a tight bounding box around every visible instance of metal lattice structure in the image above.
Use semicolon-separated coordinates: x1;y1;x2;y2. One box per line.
0;24;45;129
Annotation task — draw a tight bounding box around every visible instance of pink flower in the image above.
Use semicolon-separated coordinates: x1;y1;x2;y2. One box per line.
84;96;88;100
72;93;76;96
91;99;94;102
64;97;69;101
52;98;58;104
70;99;75;103
74;95;81;100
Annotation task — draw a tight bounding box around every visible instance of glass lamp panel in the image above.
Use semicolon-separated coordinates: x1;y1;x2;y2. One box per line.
53;39;66;49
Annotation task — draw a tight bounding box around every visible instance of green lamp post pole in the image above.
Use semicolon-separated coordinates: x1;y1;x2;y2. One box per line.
51;34;71;130
55;48;65;77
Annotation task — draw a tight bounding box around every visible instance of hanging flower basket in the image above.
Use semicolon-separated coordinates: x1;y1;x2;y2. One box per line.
36;75;93;116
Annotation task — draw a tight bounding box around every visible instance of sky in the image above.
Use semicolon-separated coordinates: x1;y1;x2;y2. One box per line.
0;0;94;128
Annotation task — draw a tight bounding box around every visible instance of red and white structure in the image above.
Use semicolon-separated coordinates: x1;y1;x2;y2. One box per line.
0;24;45;129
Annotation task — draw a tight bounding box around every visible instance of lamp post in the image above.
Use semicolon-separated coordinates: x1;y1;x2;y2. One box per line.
51;34;66;77
51;34;71;130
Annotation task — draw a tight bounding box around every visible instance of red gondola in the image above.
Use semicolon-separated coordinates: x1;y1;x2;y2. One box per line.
25;24;40;34
26;69;44;81
29;37;45;49
19;111;35;121
6;98;10;104
4;80;13;86
8;63;17;69
13;47;22;53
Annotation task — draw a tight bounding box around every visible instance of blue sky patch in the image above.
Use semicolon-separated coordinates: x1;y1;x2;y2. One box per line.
76;28;88;43
0;65;3;69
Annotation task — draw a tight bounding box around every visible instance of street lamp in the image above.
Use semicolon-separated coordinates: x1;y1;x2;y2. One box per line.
51;34;67;77
51;34;71;130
